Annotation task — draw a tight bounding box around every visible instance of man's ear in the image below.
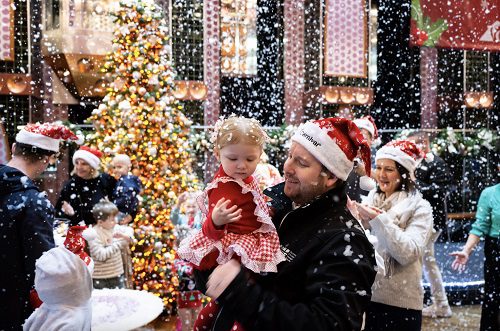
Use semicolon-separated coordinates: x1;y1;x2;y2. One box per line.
325;172;338;189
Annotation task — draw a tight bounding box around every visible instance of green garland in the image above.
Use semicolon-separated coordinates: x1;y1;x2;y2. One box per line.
398;128;498;157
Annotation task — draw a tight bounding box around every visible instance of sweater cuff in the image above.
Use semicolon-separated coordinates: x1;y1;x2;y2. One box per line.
368;213;389;244
202;214;226;240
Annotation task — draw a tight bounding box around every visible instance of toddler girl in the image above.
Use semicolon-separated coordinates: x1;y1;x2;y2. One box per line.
177;116;285;330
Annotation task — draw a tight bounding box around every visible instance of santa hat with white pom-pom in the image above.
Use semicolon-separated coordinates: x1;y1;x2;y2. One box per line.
15;122;83;152
376;140;425;179
291;117;371;181
73;146;103;170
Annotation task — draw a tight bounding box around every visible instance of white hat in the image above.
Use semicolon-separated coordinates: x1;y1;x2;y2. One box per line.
353;115;378;139
376;140;424;176
73;146;103;169
15;122;82;152
291;117;371;181
34;246;93;305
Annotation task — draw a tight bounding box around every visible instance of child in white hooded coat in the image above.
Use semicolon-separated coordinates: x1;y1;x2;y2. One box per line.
23;245;93;331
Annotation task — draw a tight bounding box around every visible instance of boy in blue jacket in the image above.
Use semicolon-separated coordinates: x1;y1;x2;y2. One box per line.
111;154;142;224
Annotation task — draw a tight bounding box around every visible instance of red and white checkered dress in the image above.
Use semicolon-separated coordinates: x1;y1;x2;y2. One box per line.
177;169;285;273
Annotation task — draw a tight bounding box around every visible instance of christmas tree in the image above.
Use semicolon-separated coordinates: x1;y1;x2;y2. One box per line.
87;0;199;314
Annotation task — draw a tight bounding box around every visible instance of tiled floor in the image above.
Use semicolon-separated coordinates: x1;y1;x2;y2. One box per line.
137;304;482;331
422;304;481;331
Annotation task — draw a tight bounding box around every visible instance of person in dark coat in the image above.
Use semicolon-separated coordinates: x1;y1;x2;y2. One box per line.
0;122;80;330
197;118;377;331
56;146;116;226
407;130;453;318
407;131;452;235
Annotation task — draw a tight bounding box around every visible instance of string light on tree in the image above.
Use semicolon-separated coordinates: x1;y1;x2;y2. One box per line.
86;0;199;314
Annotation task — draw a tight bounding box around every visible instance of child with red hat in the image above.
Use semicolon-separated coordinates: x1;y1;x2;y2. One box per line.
0;122;80;330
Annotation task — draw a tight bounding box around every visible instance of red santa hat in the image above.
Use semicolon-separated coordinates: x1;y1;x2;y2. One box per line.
291;117;371;181
63;225;94;273
353;115;378;140
15;122;82;152
73;146;103;170
375;140;424;176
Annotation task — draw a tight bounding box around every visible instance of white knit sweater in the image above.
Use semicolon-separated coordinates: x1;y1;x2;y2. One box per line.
86;226;125;279
364;190;433;311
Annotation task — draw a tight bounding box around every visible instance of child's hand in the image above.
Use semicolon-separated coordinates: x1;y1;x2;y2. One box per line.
61;201;75;216
212;197;242;227
120;214;133;225
113;232;131;242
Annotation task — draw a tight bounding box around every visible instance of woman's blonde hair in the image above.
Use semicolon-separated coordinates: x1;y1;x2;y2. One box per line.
214;117;267;151
70;167;100;179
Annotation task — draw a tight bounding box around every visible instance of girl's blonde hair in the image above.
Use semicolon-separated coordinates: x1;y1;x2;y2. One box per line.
214;117;267;151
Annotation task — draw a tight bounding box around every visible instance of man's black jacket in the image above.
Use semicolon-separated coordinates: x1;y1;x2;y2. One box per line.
199;183;377;331
0;165;55;330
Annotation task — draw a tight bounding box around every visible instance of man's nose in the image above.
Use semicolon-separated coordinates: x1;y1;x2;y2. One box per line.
283;160;293;174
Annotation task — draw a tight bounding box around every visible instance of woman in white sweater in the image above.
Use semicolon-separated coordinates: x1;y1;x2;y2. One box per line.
355;140;433;331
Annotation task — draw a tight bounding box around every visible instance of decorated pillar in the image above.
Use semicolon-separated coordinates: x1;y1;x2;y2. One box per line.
420;46;438;129
203;0;221;126
284;0;305;125
203;0;221;182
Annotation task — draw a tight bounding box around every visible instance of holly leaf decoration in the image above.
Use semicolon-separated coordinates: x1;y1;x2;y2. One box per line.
410;0;448;47
424;19;448;47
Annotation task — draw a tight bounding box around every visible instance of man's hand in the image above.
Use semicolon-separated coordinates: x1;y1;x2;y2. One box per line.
212;198;242;227
206;259;241;299
61;201;75;216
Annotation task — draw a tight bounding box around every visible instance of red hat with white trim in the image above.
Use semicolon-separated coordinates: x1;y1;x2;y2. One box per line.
73;146;103;170
376;140;424;176
353;115;378;140
291;117;371;181
15;122;82;152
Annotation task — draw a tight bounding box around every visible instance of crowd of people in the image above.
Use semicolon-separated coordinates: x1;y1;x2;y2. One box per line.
0;114;498;331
